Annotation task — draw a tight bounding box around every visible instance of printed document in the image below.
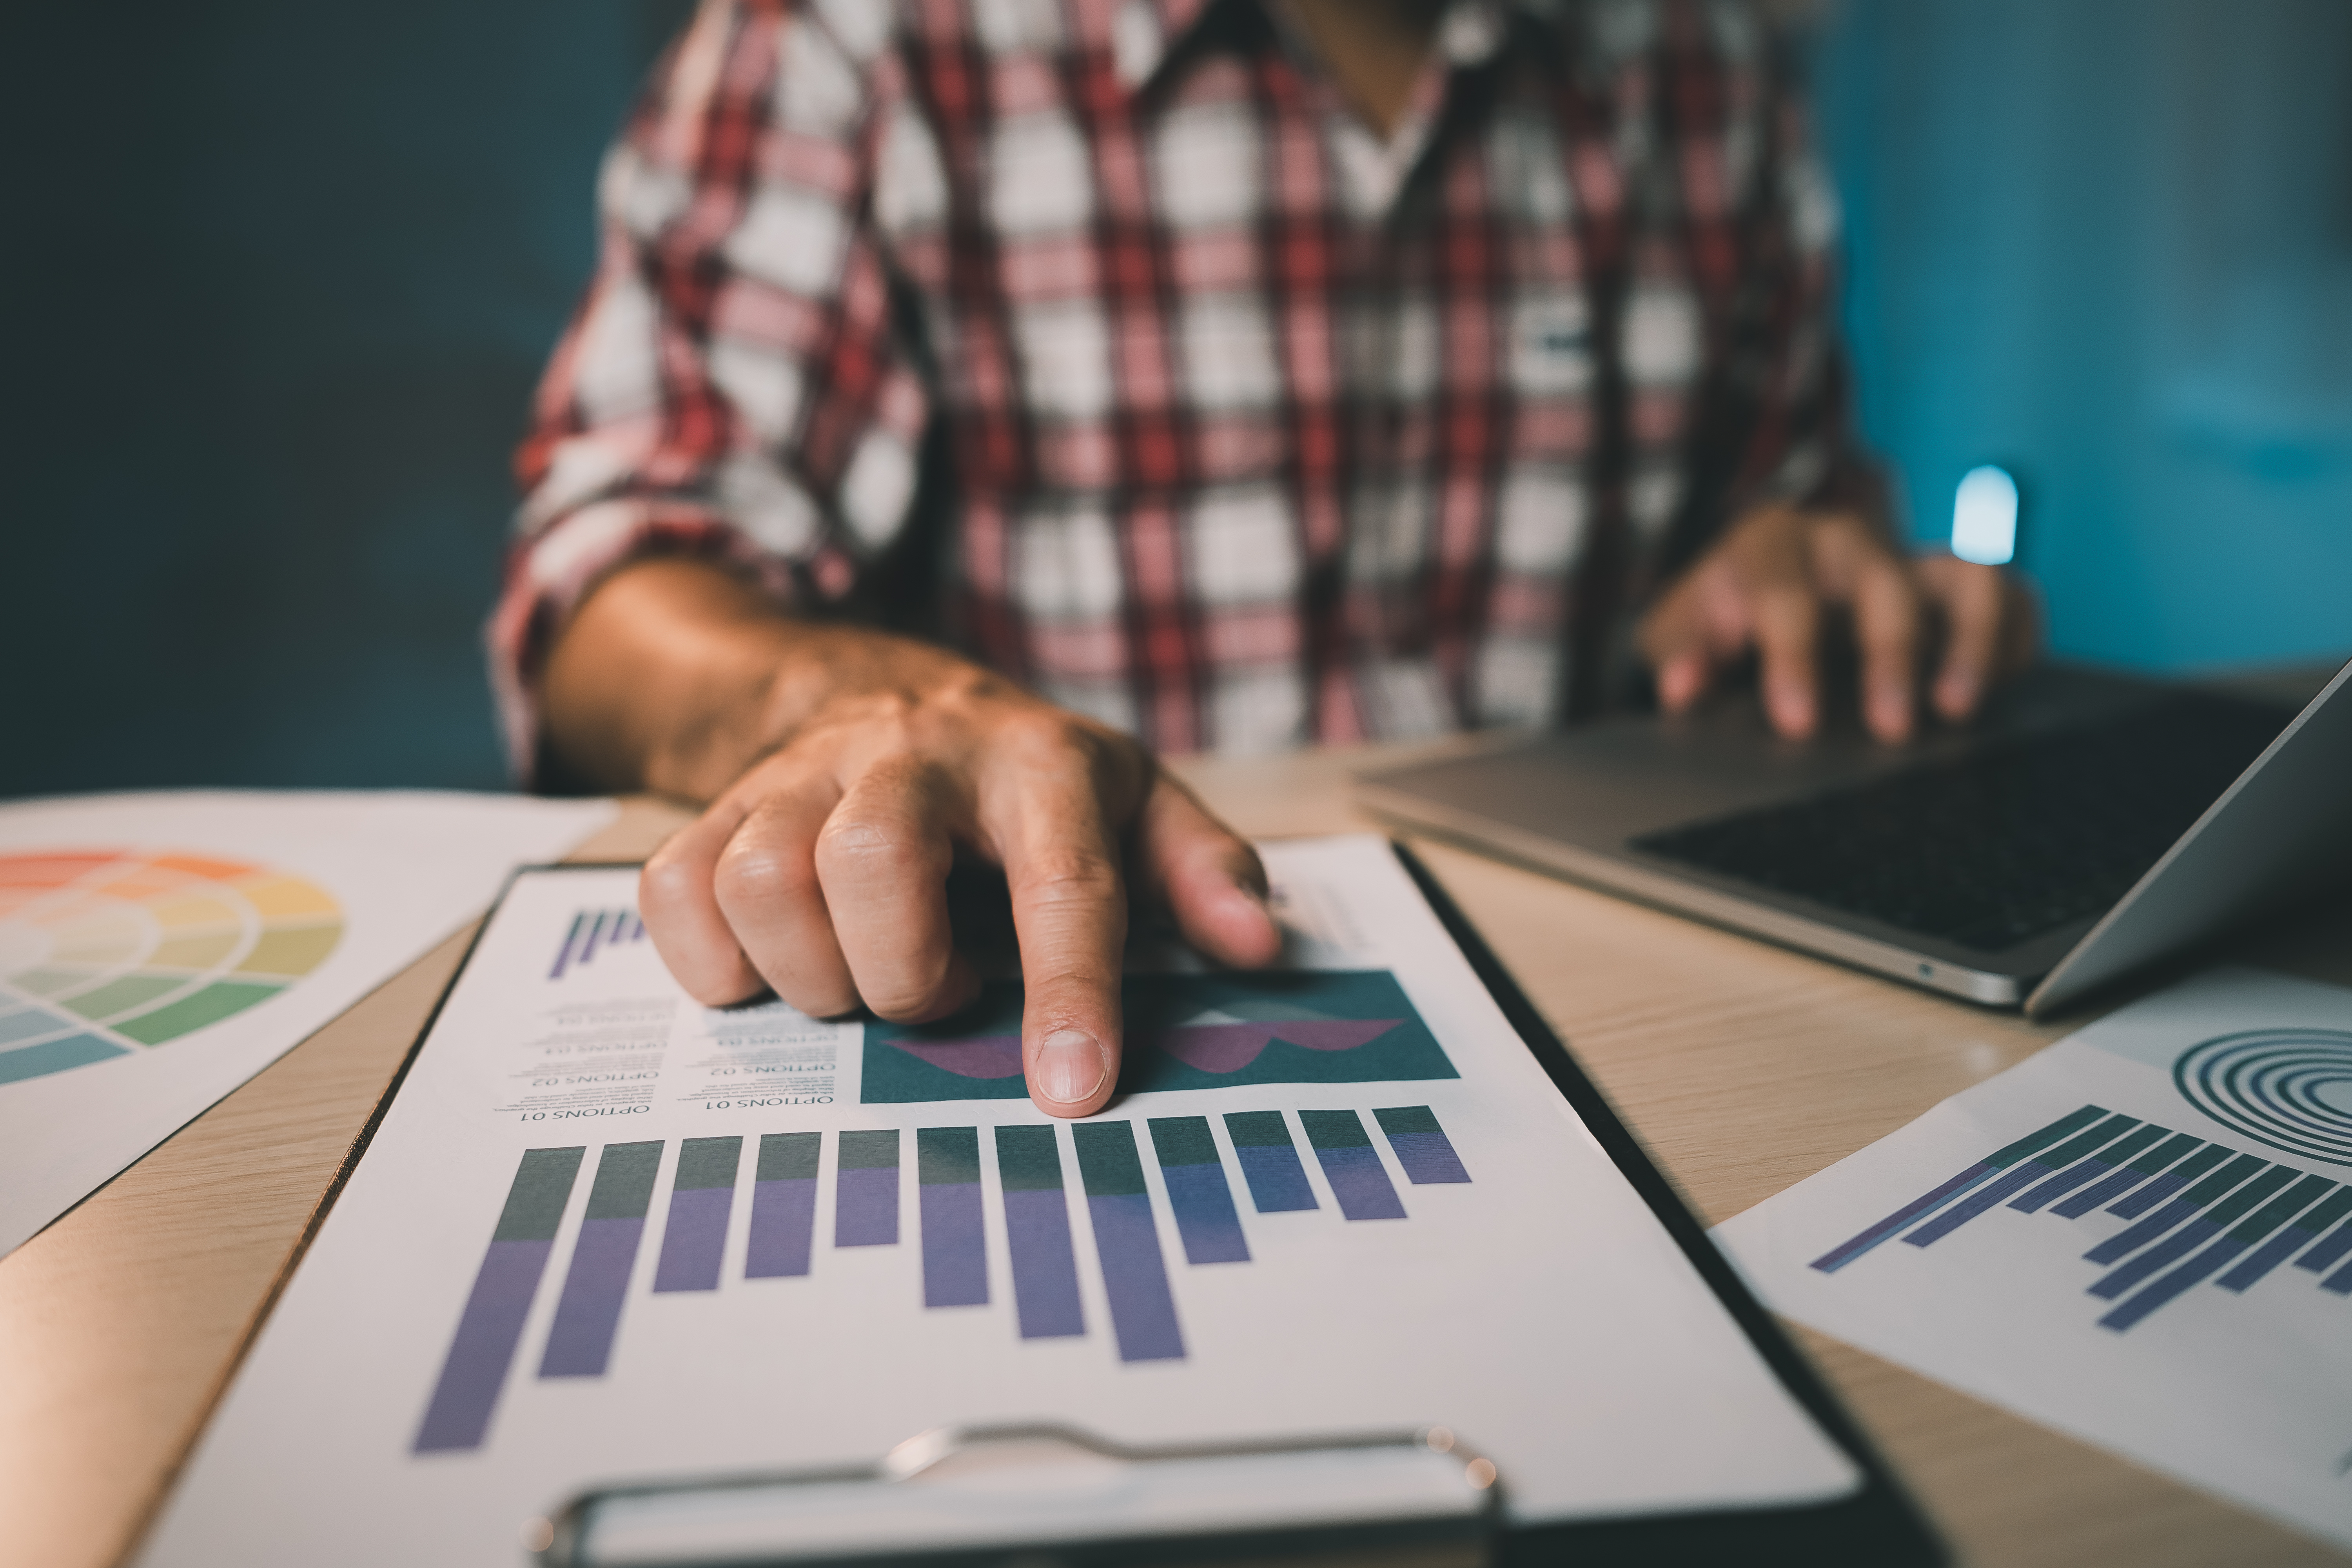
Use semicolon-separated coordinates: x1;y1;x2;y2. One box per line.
0;791;615;1256
144;836;1858;1564
1717;967;2352;1550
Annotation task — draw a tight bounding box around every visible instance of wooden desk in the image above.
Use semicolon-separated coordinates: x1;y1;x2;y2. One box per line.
4;747;2347;1568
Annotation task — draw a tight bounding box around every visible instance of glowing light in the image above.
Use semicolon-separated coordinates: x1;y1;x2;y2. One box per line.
1952;465;2018;566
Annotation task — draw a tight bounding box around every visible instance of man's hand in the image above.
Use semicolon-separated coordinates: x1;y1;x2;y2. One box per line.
544;560;1283;1119
1638;505;2037;742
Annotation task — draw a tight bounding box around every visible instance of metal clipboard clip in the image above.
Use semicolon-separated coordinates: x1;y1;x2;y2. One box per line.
535;1423;1501;1568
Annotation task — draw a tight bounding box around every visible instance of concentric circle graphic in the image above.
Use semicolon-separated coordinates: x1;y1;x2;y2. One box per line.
0;849;344;1086
2173;1028;2352;1167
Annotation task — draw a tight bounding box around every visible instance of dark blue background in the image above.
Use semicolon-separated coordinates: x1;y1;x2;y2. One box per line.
6;0;2346;798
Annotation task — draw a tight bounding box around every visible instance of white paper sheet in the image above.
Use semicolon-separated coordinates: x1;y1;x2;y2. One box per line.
142;835;1859;1566
1714;967;2352;1550
0;791;616;1257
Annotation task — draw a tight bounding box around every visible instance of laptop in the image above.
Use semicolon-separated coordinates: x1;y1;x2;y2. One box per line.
1356;659;2352;1015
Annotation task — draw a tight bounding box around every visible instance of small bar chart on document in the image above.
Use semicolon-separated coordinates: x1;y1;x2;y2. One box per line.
1713;968;2352;1549
414;1103;1477;1453
0;849;343;1084
1808;1028;2352;1334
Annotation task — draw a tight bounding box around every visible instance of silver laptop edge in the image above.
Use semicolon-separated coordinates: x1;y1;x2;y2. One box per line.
2026;656;2352;1014
1353;775;2032;1005
1358;658;2352;1016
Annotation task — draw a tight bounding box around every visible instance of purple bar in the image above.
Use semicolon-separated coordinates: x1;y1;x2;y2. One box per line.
2108;1165;2210;1220
835;1130;900;1247
2010;1157;2121;1214
747;1181;817;1277
539;1217;645;1376
921;1182;988;1307
836;1171;898;1247
653;1188;733;1292
1087;1193;1185;1361
1161;1164;1250;1263
550;912;586;980
1386;1132;1470;1185
577;911;609;966
1315;1147;1407;1221
2051;1141;2207;1219
1904;1159;2073;1247
414;1239;554;1452
1004;1189;1085;1337
1810;1162;1995;1271
1234;1145;1316;1211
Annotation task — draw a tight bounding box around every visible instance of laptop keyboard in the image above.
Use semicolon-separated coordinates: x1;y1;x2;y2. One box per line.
1630;695;2289;953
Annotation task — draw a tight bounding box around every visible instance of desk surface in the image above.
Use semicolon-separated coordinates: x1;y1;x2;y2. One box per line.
4;741;2348;1568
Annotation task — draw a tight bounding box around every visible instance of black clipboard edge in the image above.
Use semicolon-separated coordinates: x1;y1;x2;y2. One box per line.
1390;841;1947;1567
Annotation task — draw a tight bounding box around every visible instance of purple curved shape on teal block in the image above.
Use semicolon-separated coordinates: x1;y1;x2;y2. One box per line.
886;1035;1024;1080
883;1018;1401;1081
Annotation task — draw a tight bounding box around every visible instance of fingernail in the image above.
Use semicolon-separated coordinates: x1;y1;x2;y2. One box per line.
1871;686;1911;740
1772;684;1814;736
1034;1028;1108;1105
1662;658;1697;709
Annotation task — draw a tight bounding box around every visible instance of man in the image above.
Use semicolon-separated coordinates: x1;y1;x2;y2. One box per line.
494;0;2033;1120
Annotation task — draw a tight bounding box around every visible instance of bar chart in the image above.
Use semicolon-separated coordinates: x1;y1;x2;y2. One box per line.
413;1104;1475;1453
862;970;1457;1102
1810;1102;2352;1333
549;908;646;980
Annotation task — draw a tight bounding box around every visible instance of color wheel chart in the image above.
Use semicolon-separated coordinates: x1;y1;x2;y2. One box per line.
414;1105;1475;1454
1812;1028;2352;1334
0;850;343;1085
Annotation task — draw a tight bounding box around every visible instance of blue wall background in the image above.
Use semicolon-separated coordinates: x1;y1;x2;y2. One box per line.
4;0;2346;798
1815;0;2352;670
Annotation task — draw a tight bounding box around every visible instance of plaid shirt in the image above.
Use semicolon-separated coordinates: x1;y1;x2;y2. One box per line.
495;0;1858;770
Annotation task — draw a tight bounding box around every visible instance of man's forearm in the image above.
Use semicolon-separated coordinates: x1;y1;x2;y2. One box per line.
542;558;968;803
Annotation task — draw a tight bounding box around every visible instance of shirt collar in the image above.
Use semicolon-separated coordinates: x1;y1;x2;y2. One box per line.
1111;0;1553;96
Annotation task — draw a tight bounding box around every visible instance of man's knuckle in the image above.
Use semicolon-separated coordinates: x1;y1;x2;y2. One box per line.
1017;850;1123;906
817;815;933;877
637;854;699;911
713;843;811;907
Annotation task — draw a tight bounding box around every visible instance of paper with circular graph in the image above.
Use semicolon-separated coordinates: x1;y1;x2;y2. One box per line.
0;850;346;1084
0;791;615;1259
1717;966;2352;1551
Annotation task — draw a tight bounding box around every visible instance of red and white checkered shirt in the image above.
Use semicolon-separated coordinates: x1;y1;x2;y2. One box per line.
495;0;1860;771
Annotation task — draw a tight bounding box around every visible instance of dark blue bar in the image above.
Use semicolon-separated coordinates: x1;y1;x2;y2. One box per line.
2107;1145;2234;1220
2296;1218;2352;1276
539;1141;662;1378
2009;1125;2167;1212
1904;1113;2145;1248
2051;1134;2205;1219
1003;1189;1085;1337
1233;1145;1316;1212
1160;1163;1250;1263
917;1128;987;1309
2221;1226;2321;1292
2090;1216;2222;1299
1086;1193;1185;1361
2084;1160;2265;1272
1222;1111;1317;1213
835;1131;900;1247
746;1132;820;1278
2099;1234;2256;1332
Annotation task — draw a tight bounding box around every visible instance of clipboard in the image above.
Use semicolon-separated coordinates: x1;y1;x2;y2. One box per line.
517;844;1944;1567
